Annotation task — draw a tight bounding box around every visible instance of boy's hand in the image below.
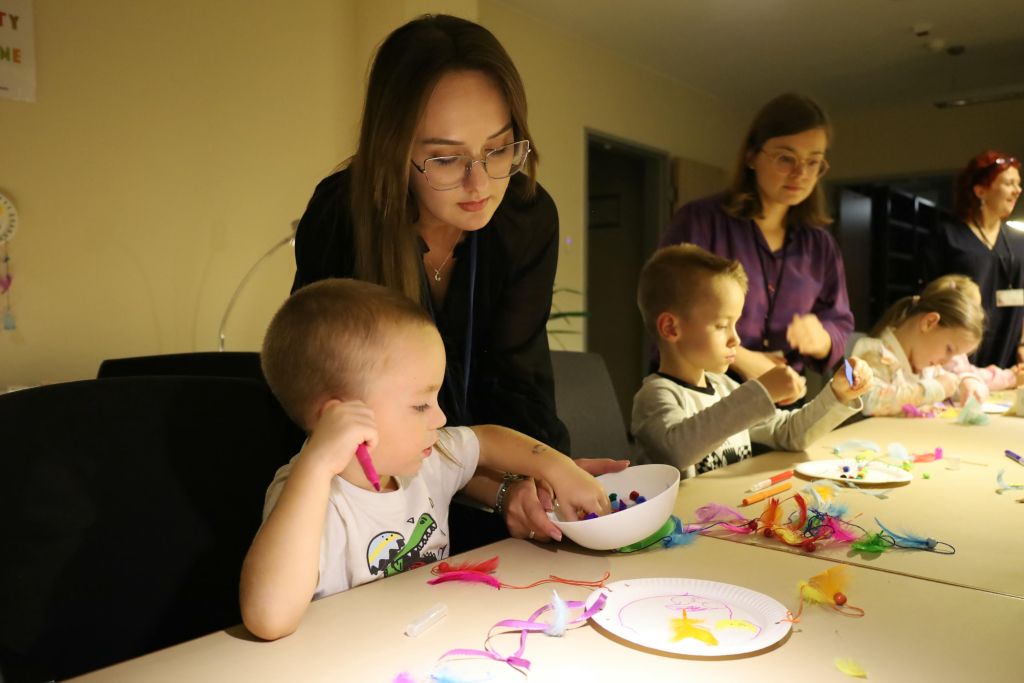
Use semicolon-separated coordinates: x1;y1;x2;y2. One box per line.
757;365;807;405
786;313;832;360
301;399;379;477
830;356;873;403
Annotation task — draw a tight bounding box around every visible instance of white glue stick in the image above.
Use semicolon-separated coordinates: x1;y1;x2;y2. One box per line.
405;602;448;637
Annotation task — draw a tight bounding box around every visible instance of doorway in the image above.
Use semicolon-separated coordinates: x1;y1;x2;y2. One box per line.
585;132;670;427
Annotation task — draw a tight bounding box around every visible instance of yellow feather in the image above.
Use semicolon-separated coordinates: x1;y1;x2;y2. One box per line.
835;657;868;678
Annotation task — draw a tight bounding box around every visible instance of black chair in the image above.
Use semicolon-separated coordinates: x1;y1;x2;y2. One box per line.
97;351;264;381
550;351;631;461
0;376;305;682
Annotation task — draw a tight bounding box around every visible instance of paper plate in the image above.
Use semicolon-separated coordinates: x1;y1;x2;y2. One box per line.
982;402;1011;414
586;578;791;657
795;458;912;485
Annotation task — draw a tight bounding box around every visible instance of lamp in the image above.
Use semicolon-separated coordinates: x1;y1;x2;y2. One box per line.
217;221;298;351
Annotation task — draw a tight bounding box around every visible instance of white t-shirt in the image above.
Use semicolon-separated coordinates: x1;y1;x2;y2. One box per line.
262;426;480;599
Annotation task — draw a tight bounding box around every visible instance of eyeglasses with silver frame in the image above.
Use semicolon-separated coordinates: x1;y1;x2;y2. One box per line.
411;140;531;191
760;150;830;179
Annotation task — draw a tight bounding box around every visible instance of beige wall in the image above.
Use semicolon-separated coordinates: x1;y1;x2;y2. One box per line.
12;2;1010;386
828;98;1024;181
2;0;358;387
482;0;745;349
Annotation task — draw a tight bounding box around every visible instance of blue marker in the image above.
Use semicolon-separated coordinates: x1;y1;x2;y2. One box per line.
844;358;855;386
1005;450;1024;468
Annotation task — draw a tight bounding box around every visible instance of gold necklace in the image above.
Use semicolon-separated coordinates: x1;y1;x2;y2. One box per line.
426;229;461;282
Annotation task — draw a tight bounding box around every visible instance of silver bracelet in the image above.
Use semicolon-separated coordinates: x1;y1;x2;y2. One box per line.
493;472;526;517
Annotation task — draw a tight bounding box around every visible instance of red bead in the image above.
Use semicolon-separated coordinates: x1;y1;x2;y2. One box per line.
801;540;817;552
747;520;758;531
762;528;773;538
834;592;847;606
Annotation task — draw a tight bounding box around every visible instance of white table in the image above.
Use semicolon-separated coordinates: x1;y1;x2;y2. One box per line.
71;531;1022;682
676;413;1024;598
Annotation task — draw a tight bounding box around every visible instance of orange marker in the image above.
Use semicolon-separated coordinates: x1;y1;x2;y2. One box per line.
741;481;792;506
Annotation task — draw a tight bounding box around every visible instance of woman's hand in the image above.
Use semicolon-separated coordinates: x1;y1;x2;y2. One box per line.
786;313;832;360
731;346;787;381
503;458;628;542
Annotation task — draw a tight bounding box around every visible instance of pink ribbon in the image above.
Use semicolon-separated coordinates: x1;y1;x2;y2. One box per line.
439;592;607;673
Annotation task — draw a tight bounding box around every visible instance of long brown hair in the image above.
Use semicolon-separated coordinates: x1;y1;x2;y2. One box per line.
953;150;1021;226
724;93;832;228
869;280;985;339
348;14;538;303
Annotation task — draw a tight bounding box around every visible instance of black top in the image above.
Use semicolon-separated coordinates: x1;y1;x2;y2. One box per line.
925;219;1024;367
291;169;570;452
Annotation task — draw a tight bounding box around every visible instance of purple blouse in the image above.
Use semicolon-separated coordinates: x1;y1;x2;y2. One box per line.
660;194;853;373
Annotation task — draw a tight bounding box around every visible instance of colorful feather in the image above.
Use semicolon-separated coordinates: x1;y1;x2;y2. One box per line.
758;497;782;529
886;442;911;462
433;557;499;575
875;518;937;550
996;469;1024;492
833;439;880;455
823;516;859;543
427;571;501;589
835;658;868;678
544;590;568;637
694;502;751;533
660;516;700;548
799;566;849;605
956;397;989;425
852;532;890;554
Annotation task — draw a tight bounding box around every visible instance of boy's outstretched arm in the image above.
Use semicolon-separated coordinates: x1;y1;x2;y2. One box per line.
240;401;377;640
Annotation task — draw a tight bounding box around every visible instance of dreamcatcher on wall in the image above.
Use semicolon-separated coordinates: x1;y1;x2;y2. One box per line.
0;191;18;331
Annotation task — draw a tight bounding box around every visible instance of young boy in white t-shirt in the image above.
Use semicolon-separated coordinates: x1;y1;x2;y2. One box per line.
240;279;608;640
631;245;873;478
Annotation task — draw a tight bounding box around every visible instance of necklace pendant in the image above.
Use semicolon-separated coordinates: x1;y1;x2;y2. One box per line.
433;270;442;282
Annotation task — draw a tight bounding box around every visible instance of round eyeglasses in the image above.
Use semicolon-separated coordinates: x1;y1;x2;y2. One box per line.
411;140;531;191
760;150;830;179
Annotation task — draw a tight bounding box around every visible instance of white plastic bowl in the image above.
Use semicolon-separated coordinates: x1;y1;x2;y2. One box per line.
547;463;680;550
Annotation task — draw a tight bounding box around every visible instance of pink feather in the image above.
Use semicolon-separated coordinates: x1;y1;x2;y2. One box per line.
823;517;859;543
695;502;752;534
427;570;501;589
433;556;499;575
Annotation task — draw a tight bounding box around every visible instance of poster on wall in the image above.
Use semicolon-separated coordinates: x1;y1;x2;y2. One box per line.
0;0;35;102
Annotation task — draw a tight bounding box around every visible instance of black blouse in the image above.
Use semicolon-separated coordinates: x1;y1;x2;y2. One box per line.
925;220;1024;368
291;169;570;452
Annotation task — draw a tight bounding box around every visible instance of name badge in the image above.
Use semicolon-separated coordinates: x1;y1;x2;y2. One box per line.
995;289;1024;307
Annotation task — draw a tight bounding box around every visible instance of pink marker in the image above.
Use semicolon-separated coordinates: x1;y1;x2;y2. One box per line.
356;442;381;491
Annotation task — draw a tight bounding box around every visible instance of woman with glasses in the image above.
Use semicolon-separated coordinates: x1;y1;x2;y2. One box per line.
926;151;1024;367
659;93;853;395
290;15;625;549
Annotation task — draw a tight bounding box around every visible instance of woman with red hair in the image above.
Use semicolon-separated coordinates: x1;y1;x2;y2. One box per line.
926;151;1024;367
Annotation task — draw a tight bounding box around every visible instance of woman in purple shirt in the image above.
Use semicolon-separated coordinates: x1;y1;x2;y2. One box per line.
661;93;853;388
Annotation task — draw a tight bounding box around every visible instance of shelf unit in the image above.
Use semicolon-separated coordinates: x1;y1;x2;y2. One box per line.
835;185;950;329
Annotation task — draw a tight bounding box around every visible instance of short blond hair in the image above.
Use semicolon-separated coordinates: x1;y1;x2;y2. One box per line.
262;278;435;430
637;244;749;338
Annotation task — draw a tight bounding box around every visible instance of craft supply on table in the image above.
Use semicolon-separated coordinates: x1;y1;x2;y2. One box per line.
405;602;448;637
747;469;794;492
741;481;791;506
